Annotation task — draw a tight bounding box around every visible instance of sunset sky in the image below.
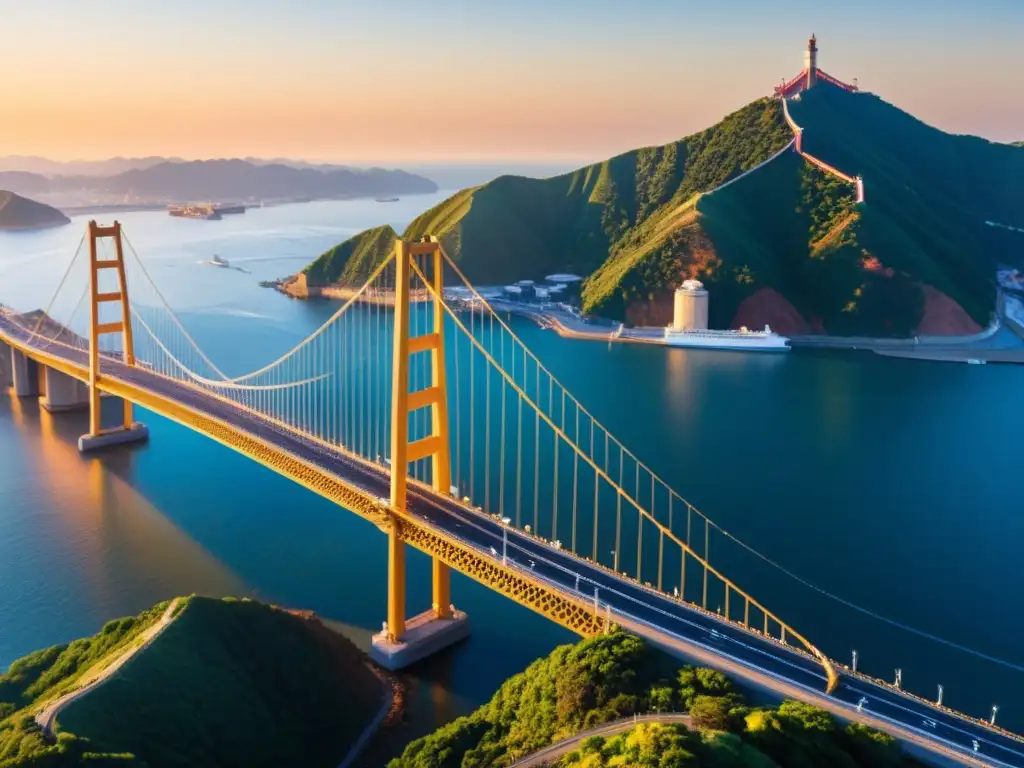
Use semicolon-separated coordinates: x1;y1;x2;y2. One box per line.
2;0;1021;165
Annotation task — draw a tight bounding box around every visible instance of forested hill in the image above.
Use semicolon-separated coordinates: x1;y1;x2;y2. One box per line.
300;87;1023;337
0;597;386;766
0;191;69;230
301;98;792;292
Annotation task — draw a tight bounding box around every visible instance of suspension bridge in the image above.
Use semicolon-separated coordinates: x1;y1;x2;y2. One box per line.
1;221;1022;767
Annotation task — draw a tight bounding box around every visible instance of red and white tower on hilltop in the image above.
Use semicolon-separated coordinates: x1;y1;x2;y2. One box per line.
775;35;858;98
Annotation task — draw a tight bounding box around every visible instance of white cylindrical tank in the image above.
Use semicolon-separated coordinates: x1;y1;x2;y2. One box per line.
672;279;709;331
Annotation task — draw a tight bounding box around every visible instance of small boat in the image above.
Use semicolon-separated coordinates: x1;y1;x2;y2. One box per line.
375;197;400;203
197;254;247;273
966;358;986;365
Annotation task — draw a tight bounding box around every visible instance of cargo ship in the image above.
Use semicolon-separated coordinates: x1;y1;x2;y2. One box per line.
663;325;790;352
168;204;221;220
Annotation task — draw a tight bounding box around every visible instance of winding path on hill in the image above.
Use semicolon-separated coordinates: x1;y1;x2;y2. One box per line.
35;598;181;735
509;713;693;767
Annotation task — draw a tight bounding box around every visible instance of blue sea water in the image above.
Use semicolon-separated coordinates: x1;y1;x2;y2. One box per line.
1;196;1023;748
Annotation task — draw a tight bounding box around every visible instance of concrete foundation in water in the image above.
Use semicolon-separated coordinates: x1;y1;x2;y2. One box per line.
40;367;90;413
369;609;470;671
0;341;11;388
78;422;150;453
10;349;39;397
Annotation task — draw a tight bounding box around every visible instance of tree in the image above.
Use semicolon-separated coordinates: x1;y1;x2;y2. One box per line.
840;722;903;768
648;685;675;713
677;666;739;710
689;695;735;731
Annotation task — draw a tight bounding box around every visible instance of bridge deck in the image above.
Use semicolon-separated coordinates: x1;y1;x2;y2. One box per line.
2;317;1021;767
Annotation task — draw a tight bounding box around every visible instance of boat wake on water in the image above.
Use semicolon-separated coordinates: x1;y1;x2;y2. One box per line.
197;254;251;274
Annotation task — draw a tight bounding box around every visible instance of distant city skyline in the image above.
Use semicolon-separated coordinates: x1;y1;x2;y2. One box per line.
1;0;1021;164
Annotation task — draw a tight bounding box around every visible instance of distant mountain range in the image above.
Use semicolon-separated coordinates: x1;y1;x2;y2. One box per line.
0;158;437;208
0;155;176;177
300;87;1024;338
0;154;394;178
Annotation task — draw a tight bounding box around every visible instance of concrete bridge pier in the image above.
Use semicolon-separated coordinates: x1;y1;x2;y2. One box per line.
0;340;11;389
10;349;39;397
77;385;149;453
77;407;150;453
40;367;90;413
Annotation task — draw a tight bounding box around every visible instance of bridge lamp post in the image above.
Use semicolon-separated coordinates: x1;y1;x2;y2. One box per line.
894;669;902;689
852;650;858;673
991;705;999;726
937;685;944;707
500;517;511;565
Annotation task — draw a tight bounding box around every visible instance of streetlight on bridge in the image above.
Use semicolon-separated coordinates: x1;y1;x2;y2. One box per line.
500;517;511;565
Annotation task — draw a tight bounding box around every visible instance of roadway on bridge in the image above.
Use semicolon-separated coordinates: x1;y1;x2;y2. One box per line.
2;318;1021;768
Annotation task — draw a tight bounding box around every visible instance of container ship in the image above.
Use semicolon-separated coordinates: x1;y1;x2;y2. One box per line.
661;279;789;352
168;204;221;220
168;203;246;219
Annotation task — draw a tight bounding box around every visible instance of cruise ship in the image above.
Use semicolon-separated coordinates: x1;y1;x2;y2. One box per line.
661;279;789;351
663;325;790;352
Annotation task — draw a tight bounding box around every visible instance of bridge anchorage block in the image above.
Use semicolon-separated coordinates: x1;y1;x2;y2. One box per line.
369;607;470;672
77;422;150;453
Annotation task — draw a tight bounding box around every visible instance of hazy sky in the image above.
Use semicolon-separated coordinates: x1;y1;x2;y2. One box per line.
1;0;1021;165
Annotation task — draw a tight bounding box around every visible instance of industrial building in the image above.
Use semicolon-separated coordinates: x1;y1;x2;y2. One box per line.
672;279;709;331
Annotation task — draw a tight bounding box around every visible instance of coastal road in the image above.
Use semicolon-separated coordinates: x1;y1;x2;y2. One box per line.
35;598;180;734
3;318;1022;767
508;713;693;767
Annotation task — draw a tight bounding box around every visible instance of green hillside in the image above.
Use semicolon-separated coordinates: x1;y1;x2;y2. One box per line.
0;600;174;765
0;191;69;230
787;85;1024;326
303;98;792;287
300;86;1022;336
303;224;399;286
0;597;386;767
389;632;921;768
